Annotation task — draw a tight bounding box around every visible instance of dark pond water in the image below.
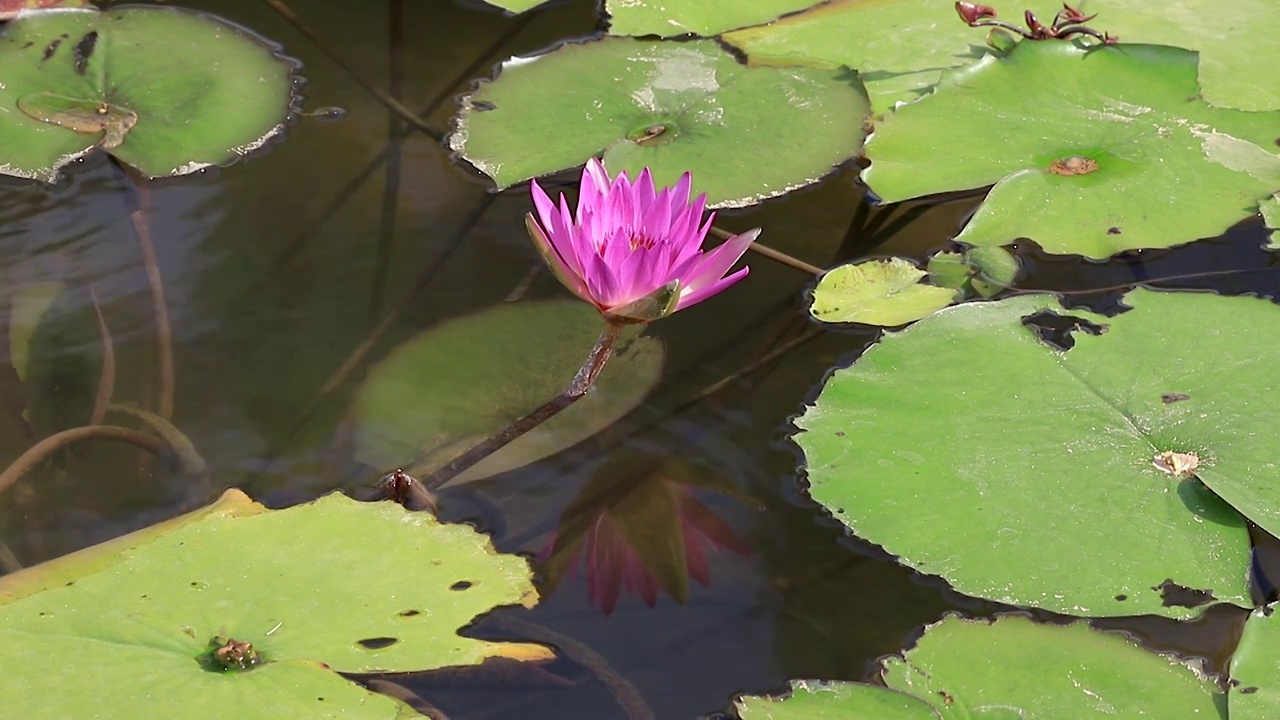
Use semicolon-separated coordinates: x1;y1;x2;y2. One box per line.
2;1;1279;718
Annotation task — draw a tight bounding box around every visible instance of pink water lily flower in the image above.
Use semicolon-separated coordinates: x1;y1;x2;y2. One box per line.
526;158;760;323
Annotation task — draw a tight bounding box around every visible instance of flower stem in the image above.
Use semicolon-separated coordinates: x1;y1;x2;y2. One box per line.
417;321;624;491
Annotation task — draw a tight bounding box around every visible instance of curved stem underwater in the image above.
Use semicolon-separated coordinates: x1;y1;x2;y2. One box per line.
0;426;174;497
416;321;625;491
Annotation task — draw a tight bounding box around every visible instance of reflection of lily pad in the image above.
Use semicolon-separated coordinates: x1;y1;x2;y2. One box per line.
862;41;1280;258
809;258;955;326
449;37;868;208
606;0;820;38
0;490;548;718
737;616;1222;718
353;300;664;485
0;7;298;181
796;289;1269;617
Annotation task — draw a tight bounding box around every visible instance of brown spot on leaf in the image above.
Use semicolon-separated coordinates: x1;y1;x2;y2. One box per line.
1161;392;1190;404
1152;579;1215;608
1049;155;1098;176
1153;451;1201;478
1107;227;1122;235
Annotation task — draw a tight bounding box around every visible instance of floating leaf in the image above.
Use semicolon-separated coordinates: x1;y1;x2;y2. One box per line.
472;0;552;13
449;37;868;208
736;616;1223;718
0;6;298;181
606;0;821;38
0;0;89;20
924;247;1020;300
1262;194;1280;250
722;0;1064;112
1230;604;1280;718
796;289;1266;617
723;0;1280;113
737;680;940;719
353;300;664;485
862;41;1280;258
0;490;548;718
809;258;955;326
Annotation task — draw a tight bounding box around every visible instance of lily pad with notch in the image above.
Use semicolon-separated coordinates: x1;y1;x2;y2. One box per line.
809;258;957;327
449;36;869;208
734;615;1223;718
794;288;1280;617
861;41;1280;258
1230;603;1280;718
0;489;549;718
0;6;299;181
605;0;822;38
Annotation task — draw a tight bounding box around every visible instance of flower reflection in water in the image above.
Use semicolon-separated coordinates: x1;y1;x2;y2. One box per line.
539;457;751;615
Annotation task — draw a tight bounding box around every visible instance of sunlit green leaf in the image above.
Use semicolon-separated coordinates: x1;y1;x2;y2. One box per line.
0;7;298;181
862;42;1280;258
449;37;868;208
606;0;821;38
0;490;549;718
809;258;956;326
1231;604;1280;718
797;289;1263;617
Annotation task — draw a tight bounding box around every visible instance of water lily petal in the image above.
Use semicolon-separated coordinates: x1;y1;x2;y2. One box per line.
676;266;749;312
681;228;759;293
525;214;592;302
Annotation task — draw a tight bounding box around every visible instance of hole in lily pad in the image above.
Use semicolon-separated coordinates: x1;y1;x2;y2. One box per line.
356;637;399;651
1153;579;1216;609
396;609;422;618
450;581;474;591
1020;310;1107;351
1162;392;1191;404
1048;155;1099;176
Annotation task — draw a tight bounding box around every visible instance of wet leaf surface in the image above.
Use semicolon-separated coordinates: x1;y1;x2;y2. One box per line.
449;37;869;208
796;289;1268;617
606;0;821;38
809;258;956;326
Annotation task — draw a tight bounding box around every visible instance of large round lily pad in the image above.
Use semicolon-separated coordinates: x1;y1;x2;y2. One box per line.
0;6;298;181
739;615;1222;718
862;41;1280;258
353;300;664;485
448;37;869;208
795;288;1275;617
0;490;549;718
605;0;820;38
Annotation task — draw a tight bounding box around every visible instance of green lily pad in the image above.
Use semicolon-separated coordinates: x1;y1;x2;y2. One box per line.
722;0;1065;112
736;680;940;719
0;489;549;718
606;0;821;38
862;41;1280;258
448;36;869;208
353;300;664;486
736;616;1223;718
473;0;552;13
809;258;956;326
1262;194;1280;250
0;0;90;20
0;6;298;181
795;288;1270;617
1230;604;1280;718
724;0;1280;113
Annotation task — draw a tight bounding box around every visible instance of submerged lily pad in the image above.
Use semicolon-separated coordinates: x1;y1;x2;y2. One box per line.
809;258;956;326
606;0;820;38
449;37;868;208
738;615;1222;718
795;288;1275;617
0;6;298;181
862;41;1280;258
0;490;548;718
353;300;664;485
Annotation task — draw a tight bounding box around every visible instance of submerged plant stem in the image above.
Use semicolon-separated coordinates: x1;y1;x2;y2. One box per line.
709;226;822;276
88;288;116;426
419;321;624;490
0;426;173;497
127;184;175;422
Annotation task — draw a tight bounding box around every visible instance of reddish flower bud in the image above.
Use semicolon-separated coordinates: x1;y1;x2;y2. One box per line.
954;2;997;25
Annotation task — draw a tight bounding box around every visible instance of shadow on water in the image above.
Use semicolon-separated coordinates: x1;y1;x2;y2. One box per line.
1;0;1278;718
